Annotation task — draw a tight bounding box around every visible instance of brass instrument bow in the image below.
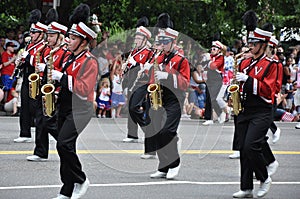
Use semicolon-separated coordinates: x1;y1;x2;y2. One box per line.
41;48;57;117
227;52;245;115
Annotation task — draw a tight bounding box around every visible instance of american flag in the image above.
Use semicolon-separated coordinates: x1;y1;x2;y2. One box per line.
281;112;295;122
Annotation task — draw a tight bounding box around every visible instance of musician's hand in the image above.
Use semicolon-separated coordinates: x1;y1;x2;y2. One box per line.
155;71;168;80
143;62;152;71
128;57;136;66
37;63;46;72
236;72;248;82
21;51;29;59
52;70;63;81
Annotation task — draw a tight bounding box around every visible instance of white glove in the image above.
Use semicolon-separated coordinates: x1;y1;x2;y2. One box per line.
21;51;29;59
128;56;137;66
143;62;152;71
155;71;169;80
37;63;46;72
236;72;248;82
52;70;63;81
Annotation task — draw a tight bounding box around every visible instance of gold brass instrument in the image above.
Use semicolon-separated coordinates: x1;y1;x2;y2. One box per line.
227;52;245;115
28;44;46;99
41;48;57;117
147;57;162;110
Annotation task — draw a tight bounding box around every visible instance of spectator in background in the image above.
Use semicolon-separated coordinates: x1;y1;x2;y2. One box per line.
5;28;20;51
96;78;111;118
0;36;5;54
97;47;110;79
1;42;17;98
110;58;125;118
4;80;19;116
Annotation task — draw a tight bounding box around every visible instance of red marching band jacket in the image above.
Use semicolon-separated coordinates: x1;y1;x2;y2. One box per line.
126;47;153;68
272;55;283;95
43;46;71;71
27;40;47;68
150;51;190;91
61;50;98;103
239;55;278;106
210;53;224;73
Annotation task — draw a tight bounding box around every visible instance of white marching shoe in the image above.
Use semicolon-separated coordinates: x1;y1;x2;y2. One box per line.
71;178;90;199
150;171;167;178
232;190;253;198
272;128;281;144
52;194;70;199
202;120;214;125
140;154;156;159
166;164;181;180
13;137;32;143
122;138;138;143
26;155;47;162
229;151;240;159
257;177;272;198
267;160;279;176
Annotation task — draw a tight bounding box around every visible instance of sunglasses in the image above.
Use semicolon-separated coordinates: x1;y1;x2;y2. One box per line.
211;47;219;51
158;39;173;45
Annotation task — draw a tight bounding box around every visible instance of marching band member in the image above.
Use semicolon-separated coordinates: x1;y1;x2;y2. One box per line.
13;11;48;143
26;21;70;162
149;28;190;179
122;26;153;143
50;11;98;199
233;27;277;198
202;40;226;125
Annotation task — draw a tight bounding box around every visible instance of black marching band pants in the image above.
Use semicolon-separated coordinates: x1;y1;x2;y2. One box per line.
56;99;93;197
156;87;183;172
127;90;138;139
236;108;273;190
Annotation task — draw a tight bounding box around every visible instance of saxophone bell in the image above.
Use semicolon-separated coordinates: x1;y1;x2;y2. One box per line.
41;84;55;117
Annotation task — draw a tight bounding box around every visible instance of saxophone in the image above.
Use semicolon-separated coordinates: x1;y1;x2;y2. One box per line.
28;44;46;99
227;52;244;115
147;57;162;110
41;48;56;117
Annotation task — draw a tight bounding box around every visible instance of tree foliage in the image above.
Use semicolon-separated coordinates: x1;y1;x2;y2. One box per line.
1;0;299;48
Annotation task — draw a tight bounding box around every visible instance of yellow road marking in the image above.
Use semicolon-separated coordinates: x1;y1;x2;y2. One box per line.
0;150;299;155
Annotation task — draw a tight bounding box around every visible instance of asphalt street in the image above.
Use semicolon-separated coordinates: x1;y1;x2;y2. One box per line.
0;117;299;199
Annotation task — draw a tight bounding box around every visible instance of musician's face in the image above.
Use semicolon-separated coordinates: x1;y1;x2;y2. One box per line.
47;33;59;47
68;34;86;53
159;39;174;53
30;31;42;43
134;35;146;49
210;47;220;55
248;41;264;56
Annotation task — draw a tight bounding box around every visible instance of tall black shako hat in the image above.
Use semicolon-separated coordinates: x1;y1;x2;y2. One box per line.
28;9;47;33
45;8;59;25
153;13;173;36
68;4;96;41
45;8;68;35
136;16;149;28
242;10;272;43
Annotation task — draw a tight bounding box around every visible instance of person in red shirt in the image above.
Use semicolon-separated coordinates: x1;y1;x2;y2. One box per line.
1;42;17;94
50;4;98;198
149;27;190;180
